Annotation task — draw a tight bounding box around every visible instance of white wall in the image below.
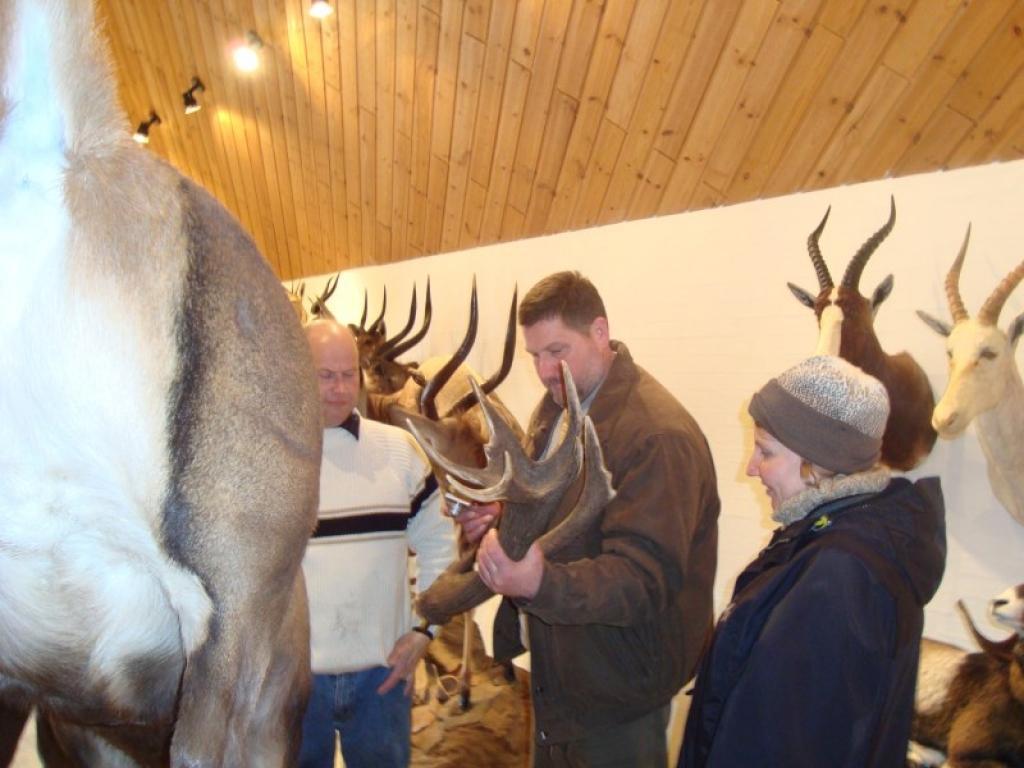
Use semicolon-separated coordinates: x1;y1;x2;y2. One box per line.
298;158;1024;649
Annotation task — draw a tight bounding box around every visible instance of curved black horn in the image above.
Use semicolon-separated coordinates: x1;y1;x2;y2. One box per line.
807;206;834;292
447;285;518;416
368;287;388;334
387;278;432;359
376;286;418;358
420;279;478;420
841;196;896;291
358;288;368;329
311;273;340;318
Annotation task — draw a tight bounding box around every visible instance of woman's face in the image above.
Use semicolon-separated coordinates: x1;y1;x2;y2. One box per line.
746;427;806;510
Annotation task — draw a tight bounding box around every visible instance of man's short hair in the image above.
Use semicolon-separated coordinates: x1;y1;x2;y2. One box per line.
518;271;607;332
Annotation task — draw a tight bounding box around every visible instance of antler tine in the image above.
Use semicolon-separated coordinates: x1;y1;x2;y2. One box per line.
978;256;1024;327
376;286;417;357
446;285;518;415
945;224;971;324
404;415;513;502
420;278;478;420
841;195;896;290
368;287;388;334
386;278;432;359
536;416;615;557
807;206;834;292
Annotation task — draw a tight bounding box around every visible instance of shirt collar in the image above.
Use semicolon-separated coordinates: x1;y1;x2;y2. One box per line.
329;409;361;439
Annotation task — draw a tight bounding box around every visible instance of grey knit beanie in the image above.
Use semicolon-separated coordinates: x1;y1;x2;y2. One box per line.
748;355;890;474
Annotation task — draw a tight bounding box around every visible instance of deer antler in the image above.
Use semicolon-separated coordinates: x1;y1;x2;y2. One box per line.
944;225;971;324
978;256;1024;327
410;363;614;625
807;206;834;292
841;195;896;290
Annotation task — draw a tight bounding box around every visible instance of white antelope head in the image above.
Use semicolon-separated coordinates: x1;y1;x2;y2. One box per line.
917;228;1024;437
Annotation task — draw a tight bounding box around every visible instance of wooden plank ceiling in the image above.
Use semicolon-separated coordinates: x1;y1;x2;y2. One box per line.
96;0;1024;281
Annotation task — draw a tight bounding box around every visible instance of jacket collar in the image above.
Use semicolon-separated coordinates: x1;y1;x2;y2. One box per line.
772;465;891;526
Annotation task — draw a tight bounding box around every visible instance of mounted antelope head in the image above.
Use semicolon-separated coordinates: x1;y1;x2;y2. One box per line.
368;280;521;468
363;279;433;394
407;364;615;625
788;197;937;470
917;229;1024;524
0;0;321;764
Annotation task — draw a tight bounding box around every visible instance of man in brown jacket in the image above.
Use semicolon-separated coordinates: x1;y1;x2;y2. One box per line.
469;271;720;768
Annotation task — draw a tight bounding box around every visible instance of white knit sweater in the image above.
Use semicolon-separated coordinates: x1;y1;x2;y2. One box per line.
303;412;455;674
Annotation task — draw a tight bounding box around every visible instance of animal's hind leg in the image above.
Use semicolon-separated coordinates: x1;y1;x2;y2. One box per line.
0;700;28;767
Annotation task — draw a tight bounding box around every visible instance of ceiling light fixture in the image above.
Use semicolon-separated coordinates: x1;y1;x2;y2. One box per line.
182;76;205;115
310;1;334;18
132;110;161;144
232;30;263;73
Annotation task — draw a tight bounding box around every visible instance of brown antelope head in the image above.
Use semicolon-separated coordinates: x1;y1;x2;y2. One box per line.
788;197;897;358
407;363;615;625
917;229;1024;437
363;280;433;394
372;280;521;472
309;273;339;321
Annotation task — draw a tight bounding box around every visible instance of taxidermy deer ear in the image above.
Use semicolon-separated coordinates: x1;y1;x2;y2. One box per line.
871;274;894;311
787;282;817;309
916;310;951;338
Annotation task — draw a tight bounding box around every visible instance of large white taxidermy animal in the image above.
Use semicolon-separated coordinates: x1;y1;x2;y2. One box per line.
0;0;322;765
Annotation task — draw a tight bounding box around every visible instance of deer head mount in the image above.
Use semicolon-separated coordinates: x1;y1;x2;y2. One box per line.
788;197;937;470
407;363;615;626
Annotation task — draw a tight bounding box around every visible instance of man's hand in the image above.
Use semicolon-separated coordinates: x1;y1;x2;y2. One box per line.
376;630;431;696
457;501;501;545
476;528;544;600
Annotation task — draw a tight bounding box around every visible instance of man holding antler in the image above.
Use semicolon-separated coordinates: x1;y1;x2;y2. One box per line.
464;271;720;768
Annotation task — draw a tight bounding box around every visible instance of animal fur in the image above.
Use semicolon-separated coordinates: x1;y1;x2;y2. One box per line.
911;586;1024;768
0;1;321;765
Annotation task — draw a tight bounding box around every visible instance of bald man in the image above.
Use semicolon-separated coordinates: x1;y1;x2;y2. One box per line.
298;320;455;768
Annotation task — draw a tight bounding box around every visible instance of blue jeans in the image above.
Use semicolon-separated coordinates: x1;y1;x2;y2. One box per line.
298;667;412;768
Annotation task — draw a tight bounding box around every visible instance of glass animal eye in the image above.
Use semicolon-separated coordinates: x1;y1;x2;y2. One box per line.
979;348;997;360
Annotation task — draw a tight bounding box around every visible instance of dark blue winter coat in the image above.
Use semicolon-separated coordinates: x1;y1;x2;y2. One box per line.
679;477;946;768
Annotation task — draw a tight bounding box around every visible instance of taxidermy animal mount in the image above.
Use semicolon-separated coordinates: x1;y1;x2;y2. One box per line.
407;362;615;627
788;196;937;470
911;584;1024;767
917;227;1024;526
0;0;322;764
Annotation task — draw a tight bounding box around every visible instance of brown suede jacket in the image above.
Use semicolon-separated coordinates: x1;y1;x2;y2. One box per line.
494;341;720;746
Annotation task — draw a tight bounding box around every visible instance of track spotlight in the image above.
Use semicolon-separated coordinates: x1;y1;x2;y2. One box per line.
310;1;334;18
182;76;205;115
232;30;263;73
132;110;161;144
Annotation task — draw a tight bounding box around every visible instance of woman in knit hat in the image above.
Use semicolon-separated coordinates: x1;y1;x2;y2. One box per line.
679;355;946;768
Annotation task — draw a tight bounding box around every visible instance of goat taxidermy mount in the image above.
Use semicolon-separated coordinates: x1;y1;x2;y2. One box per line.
788;197;937;471
0;0;321;764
